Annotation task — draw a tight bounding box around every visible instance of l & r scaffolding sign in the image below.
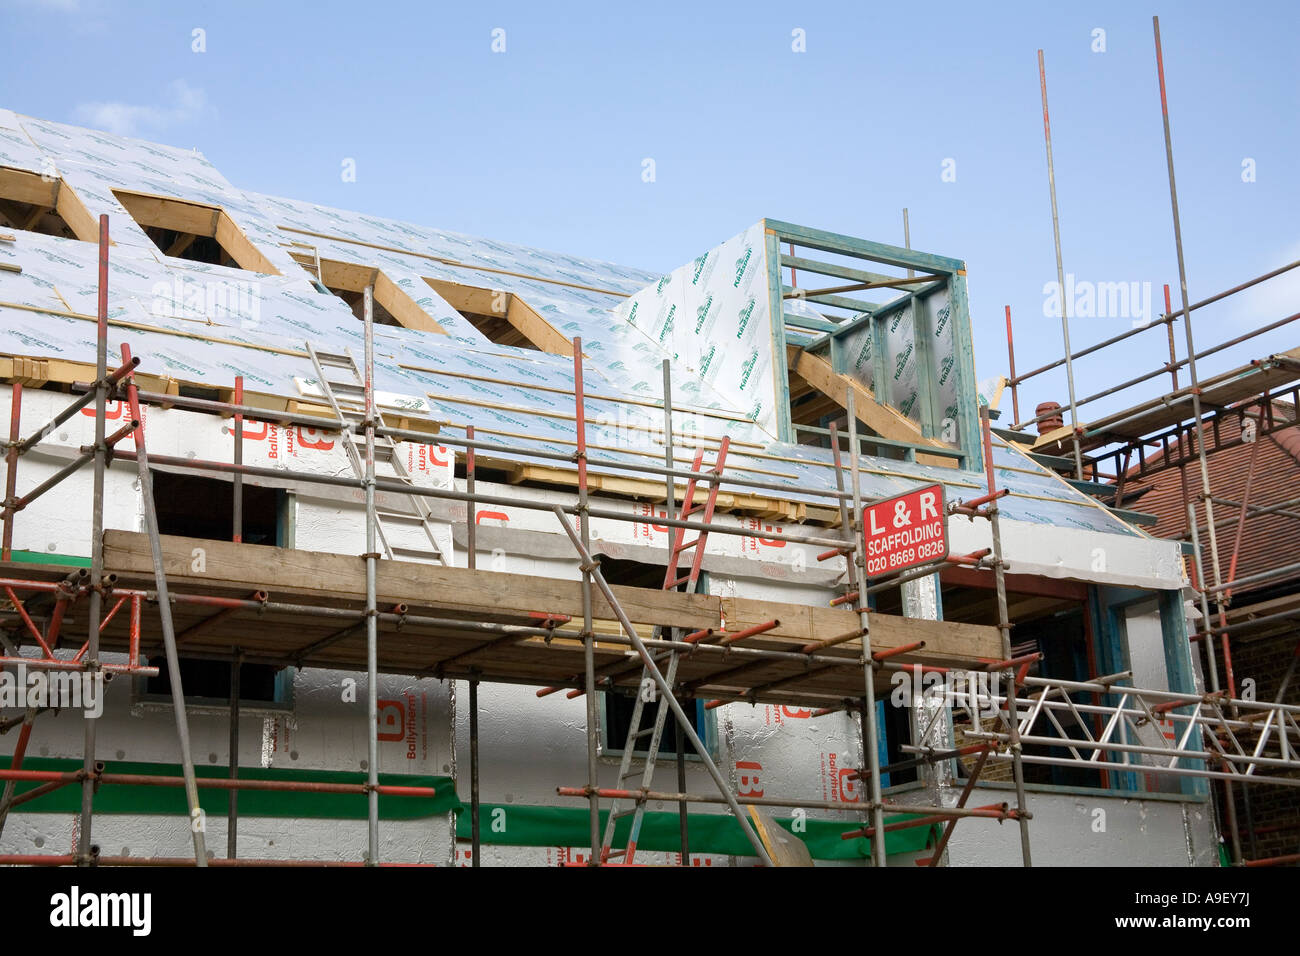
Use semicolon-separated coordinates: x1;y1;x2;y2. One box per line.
863;483;948;577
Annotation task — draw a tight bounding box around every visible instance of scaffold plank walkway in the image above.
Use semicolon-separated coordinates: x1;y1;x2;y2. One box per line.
0;531;1004;706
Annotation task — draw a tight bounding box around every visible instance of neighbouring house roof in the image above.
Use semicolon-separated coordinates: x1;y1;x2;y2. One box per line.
1125;402;1300;596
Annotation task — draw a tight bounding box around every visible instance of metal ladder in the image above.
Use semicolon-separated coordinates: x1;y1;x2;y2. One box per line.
600;437;730;864
305;341;450;566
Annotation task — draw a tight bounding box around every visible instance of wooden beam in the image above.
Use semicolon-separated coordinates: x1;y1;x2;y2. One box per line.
505;294;574;356
94;532;1002;692
373;270;449;336
425;277;571;355
165;232;197;258
114;190;217;236
0;167;59;208
786;345;953;467
103;531;718;634
318;258;378;294
765;219;962;276
17;205;46;232
424;277;503;317
213;208;279;275
114;189;279;274
52;179;98;242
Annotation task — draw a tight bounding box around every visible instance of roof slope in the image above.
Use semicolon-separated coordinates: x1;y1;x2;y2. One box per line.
0;110;1142;540
1129;404;1300;595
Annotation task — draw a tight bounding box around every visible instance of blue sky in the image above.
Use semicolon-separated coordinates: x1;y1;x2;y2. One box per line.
2;0;1297;424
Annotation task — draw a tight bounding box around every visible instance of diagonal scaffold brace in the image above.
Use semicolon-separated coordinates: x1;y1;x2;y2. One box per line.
119;341;209;866
550;504;775;867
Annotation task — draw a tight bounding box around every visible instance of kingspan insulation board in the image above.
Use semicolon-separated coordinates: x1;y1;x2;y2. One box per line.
609;222;779;435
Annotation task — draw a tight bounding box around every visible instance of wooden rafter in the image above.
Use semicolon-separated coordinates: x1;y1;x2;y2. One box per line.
785;345;954;467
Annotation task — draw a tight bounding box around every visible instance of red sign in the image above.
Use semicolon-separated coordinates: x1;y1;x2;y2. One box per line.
863;483;948;577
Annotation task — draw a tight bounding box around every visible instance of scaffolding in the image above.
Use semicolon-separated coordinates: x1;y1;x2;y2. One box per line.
0;209;1298;867
2;18;1298;862
998;16;1300;868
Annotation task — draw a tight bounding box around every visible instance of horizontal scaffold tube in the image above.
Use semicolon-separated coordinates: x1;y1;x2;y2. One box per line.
110;450;853;550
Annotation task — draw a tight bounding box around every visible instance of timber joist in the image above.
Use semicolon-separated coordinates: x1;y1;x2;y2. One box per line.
500;460;809;522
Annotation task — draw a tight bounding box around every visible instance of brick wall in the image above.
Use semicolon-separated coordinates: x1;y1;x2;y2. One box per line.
1203;626;1300;863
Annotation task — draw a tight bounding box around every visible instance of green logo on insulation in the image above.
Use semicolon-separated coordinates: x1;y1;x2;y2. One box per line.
893;343;913;380
694;293;714;333
855;336;872;370
658;304;676;343
37;249;81;269
10;331;63;353
738;349;759;389
656;276;671;295
890;311;908;333
692;253;709;285
934;304;950;338
699;343;717;377
733;246;753;287
900;393;918;417
736;298;755;338
627;301;639;325
938;354;955;386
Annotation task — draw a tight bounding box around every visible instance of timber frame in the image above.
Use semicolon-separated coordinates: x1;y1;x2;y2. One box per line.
763;219;981;470
113;189;280;274
0;167;98;242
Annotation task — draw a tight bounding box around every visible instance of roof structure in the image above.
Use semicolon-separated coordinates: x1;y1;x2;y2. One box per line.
0;110;1147;543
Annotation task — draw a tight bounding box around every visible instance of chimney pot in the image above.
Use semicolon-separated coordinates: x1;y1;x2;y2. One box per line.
1036;401;1064;436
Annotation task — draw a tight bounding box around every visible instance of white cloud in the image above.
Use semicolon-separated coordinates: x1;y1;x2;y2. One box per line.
1224;242;1300;330
73;80;207;137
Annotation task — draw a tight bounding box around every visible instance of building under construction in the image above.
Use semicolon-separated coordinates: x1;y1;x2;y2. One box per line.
0;31;1297;867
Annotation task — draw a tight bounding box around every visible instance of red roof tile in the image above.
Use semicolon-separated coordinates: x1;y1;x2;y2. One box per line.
1123;403;1300;596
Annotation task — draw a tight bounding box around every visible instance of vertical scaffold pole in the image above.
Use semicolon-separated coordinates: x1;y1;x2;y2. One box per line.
228;374;243;859
466;424;476;572
469;672;480;867
1153;16;1239;865
1004;307;1020;425
662;358;689;864
466;423;480;865
227;653;241;859
573;337;600;864
981;407;1032;866
363;285;380;865
844;392;887;866
2;381;21;561
1153;17;1223;594
120;342;208;866
1037;49;1085;480
77;214;110;865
